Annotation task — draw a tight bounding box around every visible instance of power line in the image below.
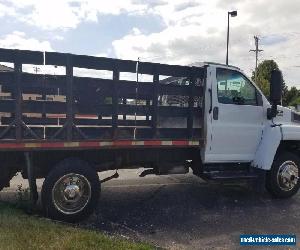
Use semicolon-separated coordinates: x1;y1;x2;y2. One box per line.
249;36;263;83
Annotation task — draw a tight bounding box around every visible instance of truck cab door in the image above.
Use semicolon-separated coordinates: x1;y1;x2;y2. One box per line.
204;66;264;163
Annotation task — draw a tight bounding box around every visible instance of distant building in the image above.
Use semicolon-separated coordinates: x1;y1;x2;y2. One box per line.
0;64;13;72
0;64;69;124
0;65;14;124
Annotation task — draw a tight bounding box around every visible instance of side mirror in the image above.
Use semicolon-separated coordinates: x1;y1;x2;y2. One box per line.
267;69;283;119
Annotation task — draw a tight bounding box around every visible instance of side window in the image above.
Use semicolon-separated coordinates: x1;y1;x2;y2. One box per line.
217;68;258;106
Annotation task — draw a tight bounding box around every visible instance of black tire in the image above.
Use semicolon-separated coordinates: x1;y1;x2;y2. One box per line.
266;151;300;198
41;158;100;222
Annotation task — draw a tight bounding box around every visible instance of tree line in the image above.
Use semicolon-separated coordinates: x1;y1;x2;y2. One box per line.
251;60;300;107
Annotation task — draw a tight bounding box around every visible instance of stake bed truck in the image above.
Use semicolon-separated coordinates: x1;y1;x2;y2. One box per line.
0;48;299;221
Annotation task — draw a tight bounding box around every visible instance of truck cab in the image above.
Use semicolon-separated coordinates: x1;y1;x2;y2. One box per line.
201;63;300;198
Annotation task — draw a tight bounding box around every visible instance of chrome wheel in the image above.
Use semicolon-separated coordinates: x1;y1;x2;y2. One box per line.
52;173;91;215
277;161;299;191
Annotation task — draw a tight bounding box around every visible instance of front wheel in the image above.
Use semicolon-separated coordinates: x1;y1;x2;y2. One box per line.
41;158;100;222
266;151;300;198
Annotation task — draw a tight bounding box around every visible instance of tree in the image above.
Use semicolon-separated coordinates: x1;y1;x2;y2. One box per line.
251;59;288;103
289;96;300;107
284;86;299;107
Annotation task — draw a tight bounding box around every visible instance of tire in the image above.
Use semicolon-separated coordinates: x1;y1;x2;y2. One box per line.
266;151;300;198
41;158;100;222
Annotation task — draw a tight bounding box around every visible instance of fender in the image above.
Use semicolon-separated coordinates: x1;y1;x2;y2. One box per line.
251;125;282;170
281;124;300;140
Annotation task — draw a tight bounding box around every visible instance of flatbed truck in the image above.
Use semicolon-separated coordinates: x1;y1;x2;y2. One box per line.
0;48;299;221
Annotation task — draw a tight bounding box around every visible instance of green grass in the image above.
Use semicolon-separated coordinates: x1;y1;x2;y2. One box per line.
0;203;154;250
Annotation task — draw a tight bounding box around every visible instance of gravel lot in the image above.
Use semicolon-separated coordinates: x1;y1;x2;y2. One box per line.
1;170;300;250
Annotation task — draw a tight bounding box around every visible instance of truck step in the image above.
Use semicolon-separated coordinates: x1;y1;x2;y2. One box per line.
201;170;258;181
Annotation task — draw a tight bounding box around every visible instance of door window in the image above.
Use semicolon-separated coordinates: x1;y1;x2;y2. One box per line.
217;68;260;106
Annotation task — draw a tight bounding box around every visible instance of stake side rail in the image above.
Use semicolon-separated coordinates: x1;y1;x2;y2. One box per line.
0;48;205;142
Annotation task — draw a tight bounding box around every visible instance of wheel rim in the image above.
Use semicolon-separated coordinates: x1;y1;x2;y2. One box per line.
52;173;91;215
277;161;299;191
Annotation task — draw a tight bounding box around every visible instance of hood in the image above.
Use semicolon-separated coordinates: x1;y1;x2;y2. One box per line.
272;106;293;124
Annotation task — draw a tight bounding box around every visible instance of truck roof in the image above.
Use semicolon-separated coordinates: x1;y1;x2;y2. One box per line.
190;61;240;70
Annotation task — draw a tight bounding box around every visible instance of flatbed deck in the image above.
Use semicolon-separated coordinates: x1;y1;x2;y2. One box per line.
0;139;201;151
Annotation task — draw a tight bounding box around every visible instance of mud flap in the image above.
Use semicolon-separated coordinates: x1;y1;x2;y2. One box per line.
25;152;38;205
249;168;267;193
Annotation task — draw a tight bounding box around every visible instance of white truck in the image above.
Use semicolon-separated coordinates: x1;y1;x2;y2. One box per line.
0;48;299;222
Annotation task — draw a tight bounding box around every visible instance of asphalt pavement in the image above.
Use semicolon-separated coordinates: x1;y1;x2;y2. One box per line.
1;170;300;250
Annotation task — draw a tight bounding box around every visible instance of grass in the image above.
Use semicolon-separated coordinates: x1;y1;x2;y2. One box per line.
0;203;154;250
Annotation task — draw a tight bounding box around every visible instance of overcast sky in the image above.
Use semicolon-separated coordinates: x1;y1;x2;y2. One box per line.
0;0;299;87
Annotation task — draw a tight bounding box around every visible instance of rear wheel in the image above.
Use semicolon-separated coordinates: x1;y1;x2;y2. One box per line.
41;158;100;222
266;151;300;198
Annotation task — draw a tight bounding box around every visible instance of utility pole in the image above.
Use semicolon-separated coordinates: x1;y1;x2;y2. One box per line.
249;36;263;83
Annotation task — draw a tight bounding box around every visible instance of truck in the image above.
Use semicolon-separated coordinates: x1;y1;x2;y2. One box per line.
0;48;299;222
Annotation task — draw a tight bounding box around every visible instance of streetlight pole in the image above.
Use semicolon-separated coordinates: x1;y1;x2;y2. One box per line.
226;10;237;65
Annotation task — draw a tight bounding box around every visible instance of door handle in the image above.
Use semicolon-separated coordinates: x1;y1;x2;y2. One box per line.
208;88;212;113
213;107;219;120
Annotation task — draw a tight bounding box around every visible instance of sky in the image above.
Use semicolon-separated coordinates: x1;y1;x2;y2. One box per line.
0;0;300;87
